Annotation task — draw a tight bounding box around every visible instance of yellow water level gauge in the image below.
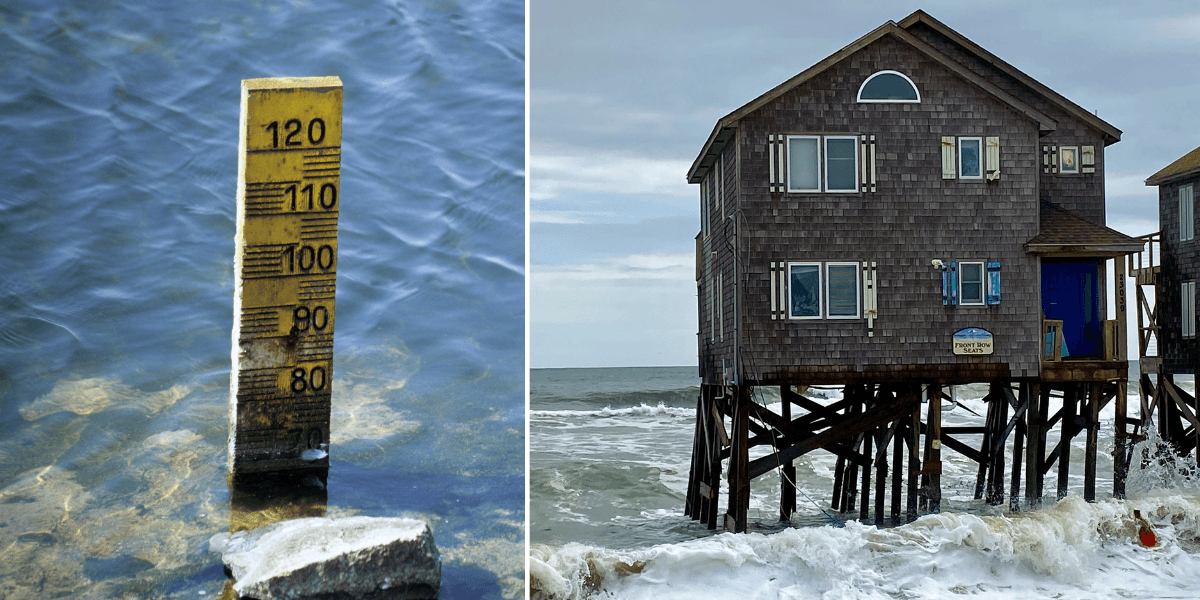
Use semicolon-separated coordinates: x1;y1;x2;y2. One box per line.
230;76;342;474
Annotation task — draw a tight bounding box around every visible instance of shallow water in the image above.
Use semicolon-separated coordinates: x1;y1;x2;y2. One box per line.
530;367;1200;599
0;0;524;597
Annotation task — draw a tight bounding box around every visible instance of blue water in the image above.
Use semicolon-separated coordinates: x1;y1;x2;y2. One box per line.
0;1;524;597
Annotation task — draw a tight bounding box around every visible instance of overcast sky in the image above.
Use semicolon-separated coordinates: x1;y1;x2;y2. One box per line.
530;0;1200;369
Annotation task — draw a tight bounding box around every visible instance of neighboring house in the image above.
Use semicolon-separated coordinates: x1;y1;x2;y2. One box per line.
1146;146;1200;374
685;10;1144;532
1142;146;1200;454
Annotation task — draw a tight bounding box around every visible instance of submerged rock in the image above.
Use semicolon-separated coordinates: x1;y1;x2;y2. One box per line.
209;516;440;599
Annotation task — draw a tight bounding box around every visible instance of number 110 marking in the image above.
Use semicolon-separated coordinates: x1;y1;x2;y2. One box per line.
285;183;337;211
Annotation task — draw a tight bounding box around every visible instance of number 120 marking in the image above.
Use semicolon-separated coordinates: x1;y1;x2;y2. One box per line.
265;118;326;148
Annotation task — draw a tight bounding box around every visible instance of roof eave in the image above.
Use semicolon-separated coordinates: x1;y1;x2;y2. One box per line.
898;9;1122;145
687;125;736;184
1146;166;1200;187
1023;243;1145;256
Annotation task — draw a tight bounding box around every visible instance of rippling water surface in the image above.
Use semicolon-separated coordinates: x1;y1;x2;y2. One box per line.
0;1;524;597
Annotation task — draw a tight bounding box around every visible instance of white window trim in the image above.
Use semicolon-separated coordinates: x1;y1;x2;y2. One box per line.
786;135;821;193
787;262;823;320
1181;185;1195;242
825;262;862;319
958;137;984;180
1059;146;1079;174
716;154;724;221
856;70;921;103
824;136;860;193
701;175;710;239
1184;280;1196;339
958;261;986;306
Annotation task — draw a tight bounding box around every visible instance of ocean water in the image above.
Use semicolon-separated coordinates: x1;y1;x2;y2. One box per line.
530;367;1200;599
0;1;524;598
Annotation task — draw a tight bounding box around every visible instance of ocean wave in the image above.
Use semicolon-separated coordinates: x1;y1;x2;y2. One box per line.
530;495;1200;600
530;402;694;419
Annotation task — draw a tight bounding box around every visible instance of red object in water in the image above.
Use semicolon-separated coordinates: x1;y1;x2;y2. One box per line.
1134;510;1157;547
1139;528;1157;548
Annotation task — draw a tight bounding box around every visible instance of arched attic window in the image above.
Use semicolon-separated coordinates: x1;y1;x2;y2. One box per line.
857;70;920;103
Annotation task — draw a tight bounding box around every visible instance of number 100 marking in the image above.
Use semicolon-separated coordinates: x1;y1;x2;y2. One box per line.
282;244;335;273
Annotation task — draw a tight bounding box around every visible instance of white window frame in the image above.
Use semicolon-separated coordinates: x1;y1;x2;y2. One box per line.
823;136;860;193
700;175;710;239
825;262;862;319
1184;280;1196;339
787;262;823;320
716;154;724;220
1181;185;1195;242
1059;146;1079;174
958;261;986;306
786;135;821;193
958;137;983;179
856;70;921;103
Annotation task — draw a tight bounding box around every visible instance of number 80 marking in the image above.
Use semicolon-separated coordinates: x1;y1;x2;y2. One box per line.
290;366;327;394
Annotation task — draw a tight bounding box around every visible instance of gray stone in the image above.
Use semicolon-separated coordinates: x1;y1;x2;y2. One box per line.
209;516;440;599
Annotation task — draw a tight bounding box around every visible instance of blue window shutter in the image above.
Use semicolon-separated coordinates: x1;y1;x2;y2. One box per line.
941;266;948;305
987;261;1001;305
948;262;958;306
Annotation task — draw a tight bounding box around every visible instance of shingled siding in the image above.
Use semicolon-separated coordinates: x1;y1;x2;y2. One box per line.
699;141;740;384
905;22;1109;226
1158;174;1200;374
733;35;1043;384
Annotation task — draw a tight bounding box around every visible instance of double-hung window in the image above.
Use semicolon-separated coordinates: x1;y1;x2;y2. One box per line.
958;137;983;179
1184;281;1196;339
788;263;821;318
787;135;859;193
788;261;860;319
959;262;985;305
825;263;860;318
1181;185;1194;242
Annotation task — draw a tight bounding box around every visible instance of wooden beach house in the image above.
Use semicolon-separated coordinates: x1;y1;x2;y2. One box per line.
685;10;1145;532
1139;145;1200;461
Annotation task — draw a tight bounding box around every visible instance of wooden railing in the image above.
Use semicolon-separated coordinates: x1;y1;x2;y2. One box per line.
1128;231;1160;286
1042;319;1122;363
1042;320;1064;362
1104;319;1119;361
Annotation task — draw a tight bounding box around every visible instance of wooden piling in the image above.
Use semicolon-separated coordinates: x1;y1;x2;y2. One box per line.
1058;386;1076;500
1009;382;1028;511
860;423;873;521
1114;378;1128;498
725;387;750;533
926;384;942;513
780;385;796;521
892;417;904;523
986;386;1008;505
906;401;920;522
974;387;995;500
1084;383;1101;502
874;421;889;525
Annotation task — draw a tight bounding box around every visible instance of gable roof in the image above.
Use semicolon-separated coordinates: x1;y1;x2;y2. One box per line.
1024;202;1144;256
688;10;1121;184
898;10;1121;147
1145;144;1200;186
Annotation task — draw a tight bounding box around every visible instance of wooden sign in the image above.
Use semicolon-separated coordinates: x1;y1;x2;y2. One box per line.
952;328;994;356
230;77;342;474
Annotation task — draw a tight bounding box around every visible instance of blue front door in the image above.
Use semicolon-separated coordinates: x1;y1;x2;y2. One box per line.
1041;260;1102;358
